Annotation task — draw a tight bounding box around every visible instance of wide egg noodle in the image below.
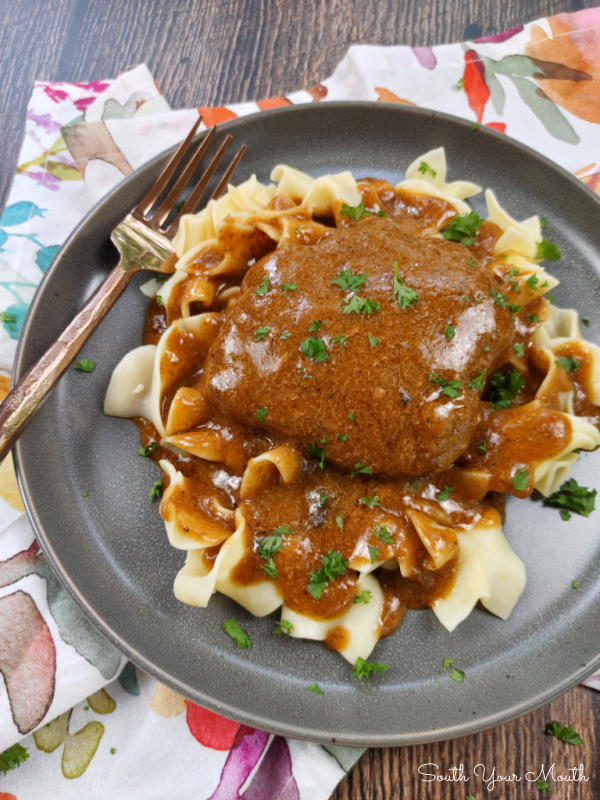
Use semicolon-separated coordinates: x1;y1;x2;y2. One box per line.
402;147;482;213
270;166;362;213
484;189;541;259
104;344;157;420
433;510;526;632
280;573;384;664
534;413;600;496
239;445;303;499
534;304;582;343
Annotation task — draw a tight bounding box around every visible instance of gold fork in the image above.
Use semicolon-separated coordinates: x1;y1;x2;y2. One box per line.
0;116;245;463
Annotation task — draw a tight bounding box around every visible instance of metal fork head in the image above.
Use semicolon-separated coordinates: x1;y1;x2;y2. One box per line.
115;115;245;275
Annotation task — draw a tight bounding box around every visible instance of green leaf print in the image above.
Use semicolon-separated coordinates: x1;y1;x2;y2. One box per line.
508;74;579;144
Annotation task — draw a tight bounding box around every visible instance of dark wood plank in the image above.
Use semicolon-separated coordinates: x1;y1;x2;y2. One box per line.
331;685;597;799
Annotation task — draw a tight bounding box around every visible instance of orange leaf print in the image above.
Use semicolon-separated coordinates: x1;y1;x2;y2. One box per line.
256;97;292;110
525;9;600;123
197;107;238;127
374;88;417;106
463;50;489;123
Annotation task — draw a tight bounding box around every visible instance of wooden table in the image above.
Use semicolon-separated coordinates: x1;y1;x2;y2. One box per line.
1;0;599;796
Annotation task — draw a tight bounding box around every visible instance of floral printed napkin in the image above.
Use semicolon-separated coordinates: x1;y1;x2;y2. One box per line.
2;7;600;798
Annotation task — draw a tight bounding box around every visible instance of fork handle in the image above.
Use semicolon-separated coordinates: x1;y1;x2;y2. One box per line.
0;263;133;465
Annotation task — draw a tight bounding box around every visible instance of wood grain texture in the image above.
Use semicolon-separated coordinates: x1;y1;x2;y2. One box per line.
1;0;599;796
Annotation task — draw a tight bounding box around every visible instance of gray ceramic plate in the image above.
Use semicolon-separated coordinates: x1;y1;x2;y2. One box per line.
13;103;600;747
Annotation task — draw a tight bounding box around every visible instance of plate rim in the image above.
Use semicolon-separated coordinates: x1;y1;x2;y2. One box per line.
13;100;600;747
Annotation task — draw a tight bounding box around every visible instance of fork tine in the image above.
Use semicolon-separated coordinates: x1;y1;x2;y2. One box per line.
133;114;202;219
210;145;246;201
150;127;217;229
164;135;233;239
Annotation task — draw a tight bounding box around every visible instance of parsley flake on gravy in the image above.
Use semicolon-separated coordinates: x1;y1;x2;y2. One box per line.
351;657;389;679
331;334;346;347
255;407;267;426
479;440;487;453
527;313;540;324
489;290;521;314
335;515;344;530
469;370;486;392
339;202;371;221
546;478;596;518
556;355;580;373
275;525;293;536
348;412;356;423
351;462;372;477
273;620;294;635
418;161;437;178
223;618;251;648
281;282;297;291
487;369;525;410
444;325;455;339
428;373;461;399
309;320;321;332
354;590;372;605
368;545;379;563
513;342;525;358
331;269;367;292
525;274;539;290
155;295;164;306
368;336;380;347
338;434;348;442
343;295;380;315
300;336;328;362
307;550;348;599
512;468;529;492
536;238;561;261
262;559;278;579
306;683;323;693
391;261;419;309
74;359;96;372
281;331;292;339
307;442;326;468
437;486;452;502
255;275;270;295
137;443;157;457
258;534;283;558
360;495;381;508
545;720;583;746
441;210;483;247
373;524;394;544
255;326;271;341
319;491;327;505
377;209;386;217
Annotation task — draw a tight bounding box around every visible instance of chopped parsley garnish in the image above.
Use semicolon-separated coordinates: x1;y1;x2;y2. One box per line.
471;122;480;131
110;748;116;755
513;342;525;358
275;525;293;535
572;580;578;588
464;295;470;303
281;331;292;339
74;359;96;372
354;590;372;605
306;683;323;693
273;620;294;635
479;440;487;453
348;412;356;423
351;658;389;679
137;443;157;457
512;468;529;491
508;267;520;277
441;210;483;247
308;550;348;599
332;269;367;292
373;524;393;544
262;559;278;579
335;515;344;530
343;295;380;315
418;161;437;178
546;294;554;302
155;295;164;306
525;274;539;290
556;355;580;373
487;369;525;410
391;261;419;309
469;370;486;391
339;202;371;221
444;325;455;339
258;534;283;558
468;258;478;268
483;344;490;352
429;373;461;399
149;481;162;500
537;779;550;794
223;618;251;648
300;336;327;361
309;320;321;332
437;486;452;502
281;282;297;291
540;216;547;228
582;317;591;326
255;407;267;425
0;743;29;775
82;491;88;497
547;478;596;518
561;509;571;521
338;434;348;441
319;491;327;505
368;336;380;347
331;335;346;347
377;209;386;217
536;238;561;261
489;290;521;314
527;313;540;323
255;326;271;341
351;462;372;477
307;442;326;469
368;545;379;563
360;495;381;508
545;720;583;746
255;275;269;295
442;657;464;681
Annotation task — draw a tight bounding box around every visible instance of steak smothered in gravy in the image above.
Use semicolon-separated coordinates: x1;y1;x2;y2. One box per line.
105;152;600;666
202;216;515;476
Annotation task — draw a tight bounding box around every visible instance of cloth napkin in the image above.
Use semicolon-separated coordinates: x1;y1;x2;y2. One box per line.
2;7;600;798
